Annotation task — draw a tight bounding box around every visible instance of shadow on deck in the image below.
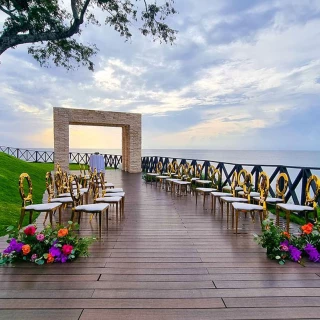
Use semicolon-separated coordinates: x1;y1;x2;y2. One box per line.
0;170;320;320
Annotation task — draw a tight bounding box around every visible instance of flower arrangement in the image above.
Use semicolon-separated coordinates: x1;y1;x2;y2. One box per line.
0;222;95;265
254;219;320;265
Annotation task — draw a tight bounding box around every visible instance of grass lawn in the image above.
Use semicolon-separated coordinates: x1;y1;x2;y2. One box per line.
0;153;118;236
0;153;54;236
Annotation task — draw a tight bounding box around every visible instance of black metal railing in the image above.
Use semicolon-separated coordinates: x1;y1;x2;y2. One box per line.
142;156;320;206
0;146;122;169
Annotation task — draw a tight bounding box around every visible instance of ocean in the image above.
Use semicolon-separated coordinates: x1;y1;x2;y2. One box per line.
68;149;320;169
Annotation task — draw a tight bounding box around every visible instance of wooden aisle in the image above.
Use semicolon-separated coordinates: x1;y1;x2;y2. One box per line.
0;170;320;320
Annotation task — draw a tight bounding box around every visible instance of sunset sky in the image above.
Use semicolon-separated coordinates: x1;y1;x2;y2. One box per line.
0;0;319;150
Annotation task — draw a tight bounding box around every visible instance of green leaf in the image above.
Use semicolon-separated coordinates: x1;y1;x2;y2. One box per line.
35;259;45;265
6;226;15;232
279;260;285;265
68;221;73;225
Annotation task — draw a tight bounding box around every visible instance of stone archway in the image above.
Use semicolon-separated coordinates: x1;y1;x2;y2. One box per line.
53;107;141;173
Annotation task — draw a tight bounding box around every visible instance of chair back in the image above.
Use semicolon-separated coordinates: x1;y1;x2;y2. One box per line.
45;172;55;201
172;161;179;175
305;175;320;208
258;171;270;210
19;173;33;207
69;175;81;206
156;161;163;174
230;171;238;197
275;173;289;200
177;164;185;179
237;169;247;188
195;164;202;179
243;172;253;202
211;169;221;190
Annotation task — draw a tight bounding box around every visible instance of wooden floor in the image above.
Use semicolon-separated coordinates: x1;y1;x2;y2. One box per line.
1;171;320;320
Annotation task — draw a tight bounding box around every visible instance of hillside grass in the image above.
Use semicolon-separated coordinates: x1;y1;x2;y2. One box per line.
0;153;54;236
0;153;119;236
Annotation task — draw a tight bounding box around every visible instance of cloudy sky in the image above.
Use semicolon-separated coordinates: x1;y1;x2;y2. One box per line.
0;0;320;151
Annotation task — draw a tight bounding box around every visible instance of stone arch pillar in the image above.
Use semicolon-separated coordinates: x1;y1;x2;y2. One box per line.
53;107;141;173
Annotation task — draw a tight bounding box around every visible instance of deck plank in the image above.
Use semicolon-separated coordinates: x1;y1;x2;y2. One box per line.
1;170;319;318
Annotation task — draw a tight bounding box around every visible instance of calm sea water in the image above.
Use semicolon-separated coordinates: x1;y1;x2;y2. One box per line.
68;149;320;168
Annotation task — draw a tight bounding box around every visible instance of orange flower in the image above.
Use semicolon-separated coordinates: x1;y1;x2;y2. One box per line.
282;231;290;239
301;223;313;235
47;253;54;263
21;244;31;255
57;228;68;237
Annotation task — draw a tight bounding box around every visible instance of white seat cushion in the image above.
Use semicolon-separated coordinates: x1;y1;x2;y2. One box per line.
277;204;314;211
211;192;232;197
147;173;158;176
253;197;284;204
232;203;264;211
80;188;89;193
50;197;73;203
104;192;125;197
174;181;191;185
196;180;212;184
221;197;247;203
96;197;122;202
223;186;243;191
105;188;123;193
166;178;180;182
25;203;62;211
75;203;109;212
57;192;71;197
238;191;260;197
156;175;170;179
105;182;114;187
191;178;200;181
196;188;217;192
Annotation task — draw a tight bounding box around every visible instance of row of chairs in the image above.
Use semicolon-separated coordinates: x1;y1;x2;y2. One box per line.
18;164;126;235
146;163;320;233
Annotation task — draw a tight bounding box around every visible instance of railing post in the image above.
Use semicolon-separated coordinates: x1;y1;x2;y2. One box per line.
35;151;38;162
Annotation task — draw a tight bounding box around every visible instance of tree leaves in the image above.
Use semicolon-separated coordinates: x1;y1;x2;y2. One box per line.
0;0;177;71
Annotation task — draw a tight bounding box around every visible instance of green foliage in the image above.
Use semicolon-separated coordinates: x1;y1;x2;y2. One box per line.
0;0;177;70
254;219;320;265
0;153;54;236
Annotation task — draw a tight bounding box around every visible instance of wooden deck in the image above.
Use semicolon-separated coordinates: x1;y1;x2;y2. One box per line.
1;170;320;320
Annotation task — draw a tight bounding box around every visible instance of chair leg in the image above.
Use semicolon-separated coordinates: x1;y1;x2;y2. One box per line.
211;194;213;211
99;211;102;235
78;211;82;224
285;210;290;233
59;206;62;225
29;210;33;224
18;208;26;229
276;206;280;226
49;210;53;225
235;209;239;234
203;193;206;207
106;208;109;230
226;204;229;227
196;190;198;205
116;202;119;220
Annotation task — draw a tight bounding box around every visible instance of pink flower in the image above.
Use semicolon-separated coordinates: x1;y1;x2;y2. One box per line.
31;254;37;262
36;234;45;242
24;225;36;236
62;244;73;255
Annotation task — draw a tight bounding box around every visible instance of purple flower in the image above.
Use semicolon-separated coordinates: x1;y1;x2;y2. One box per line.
280;240;289;252
49;246;61;258
55;254;68;263
36;234;45;242
31;254;37;262
304;243;320;262
3;239;23;254
289;245;302;262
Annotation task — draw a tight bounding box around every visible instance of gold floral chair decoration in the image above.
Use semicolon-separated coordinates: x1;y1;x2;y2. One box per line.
276;175;320;233
238;170;260;200
222;170;243;195
18;173;62;229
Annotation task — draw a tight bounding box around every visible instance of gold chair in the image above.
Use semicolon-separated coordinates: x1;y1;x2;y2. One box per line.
222;170;243;195
237;170;260;200
18;173;62;229
276;175;320;233
44;172;73;225
69;175;109;235
253;172;288;206
155;161;170;189
195;164;212;187
220;171;248;226
195;166;218;207
211;169;233;213
231;171;269;234
93;173;123;219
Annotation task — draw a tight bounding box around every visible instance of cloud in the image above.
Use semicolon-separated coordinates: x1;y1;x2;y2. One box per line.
0;0;320;150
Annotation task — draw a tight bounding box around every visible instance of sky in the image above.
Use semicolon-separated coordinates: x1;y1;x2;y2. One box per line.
0;0;320;151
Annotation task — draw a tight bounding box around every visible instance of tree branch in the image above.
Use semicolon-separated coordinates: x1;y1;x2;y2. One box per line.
71;0;79;20
0;4;18;21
